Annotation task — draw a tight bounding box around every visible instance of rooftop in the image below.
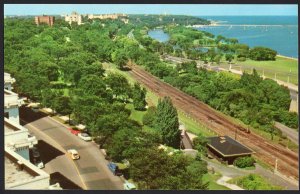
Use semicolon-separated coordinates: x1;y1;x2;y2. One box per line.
207;136;254;157
5;147;49;189
4;72;16;84
4;118;24;133
5;156;34;185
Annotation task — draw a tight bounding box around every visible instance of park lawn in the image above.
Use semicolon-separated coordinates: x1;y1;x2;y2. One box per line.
178;110;214;137
235;56;298;85
202;173;230;190
125;103;147;125
228;174;283;190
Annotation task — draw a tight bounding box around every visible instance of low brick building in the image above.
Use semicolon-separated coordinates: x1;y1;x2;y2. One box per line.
207;136;255;164
35;15;55;26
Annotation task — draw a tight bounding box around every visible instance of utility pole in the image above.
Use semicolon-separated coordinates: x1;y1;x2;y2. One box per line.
274;158;278;173
235;129;237;140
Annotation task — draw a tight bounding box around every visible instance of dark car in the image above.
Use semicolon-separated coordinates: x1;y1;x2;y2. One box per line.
107;162;122;176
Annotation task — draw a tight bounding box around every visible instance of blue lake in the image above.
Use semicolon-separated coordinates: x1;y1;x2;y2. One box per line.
197;16;298;58
148;29;170;42
148;16;298;58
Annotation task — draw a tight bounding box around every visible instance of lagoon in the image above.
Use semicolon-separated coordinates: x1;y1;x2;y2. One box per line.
148;29;170;42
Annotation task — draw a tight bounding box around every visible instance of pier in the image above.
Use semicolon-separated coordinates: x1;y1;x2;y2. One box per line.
188;24;297;28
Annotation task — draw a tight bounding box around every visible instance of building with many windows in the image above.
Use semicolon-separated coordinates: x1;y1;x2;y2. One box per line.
5;72;16;91
35;15;55;26
5;118;38;160
64;11;82;25
4;89;23;124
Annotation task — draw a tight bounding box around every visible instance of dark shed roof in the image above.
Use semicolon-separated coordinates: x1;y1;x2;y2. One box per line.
207;136;254;157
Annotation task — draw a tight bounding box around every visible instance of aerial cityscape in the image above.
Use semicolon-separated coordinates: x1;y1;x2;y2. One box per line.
3;4;299;190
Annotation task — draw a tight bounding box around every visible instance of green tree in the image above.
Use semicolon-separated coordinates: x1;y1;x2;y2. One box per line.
155;97;181;148
132;83;147;110
142;106;157;127
193;135;208;155
249;47;277;61
225;53;234;63
105;73;132;102
53;96;72;123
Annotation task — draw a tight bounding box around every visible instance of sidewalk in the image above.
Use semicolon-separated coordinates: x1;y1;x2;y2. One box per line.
216;176;244;190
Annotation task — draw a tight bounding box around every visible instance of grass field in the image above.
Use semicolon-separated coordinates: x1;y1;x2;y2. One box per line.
228;174;283;190
202;173;230;190
220;56;298;85
125;103;147;125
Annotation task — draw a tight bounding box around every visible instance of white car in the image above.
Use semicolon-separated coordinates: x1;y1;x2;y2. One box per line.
124;182;137;190
67;149;80;160
78;133;92;141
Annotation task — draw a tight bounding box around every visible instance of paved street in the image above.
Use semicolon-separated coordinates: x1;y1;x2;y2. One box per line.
275;122;298;145
20;106;124;190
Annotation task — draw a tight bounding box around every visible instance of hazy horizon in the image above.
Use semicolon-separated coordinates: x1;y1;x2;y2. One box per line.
4;4;298;16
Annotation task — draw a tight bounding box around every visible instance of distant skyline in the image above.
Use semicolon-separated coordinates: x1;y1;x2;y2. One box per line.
4;4;298;16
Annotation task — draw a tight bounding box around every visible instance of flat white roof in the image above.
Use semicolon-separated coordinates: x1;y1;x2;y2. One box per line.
5;156;34;185
5;147;49;189
4;118;26;133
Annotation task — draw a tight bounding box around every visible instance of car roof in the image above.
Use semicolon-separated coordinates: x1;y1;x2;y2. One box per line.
124;183;136;189
68;149;78;154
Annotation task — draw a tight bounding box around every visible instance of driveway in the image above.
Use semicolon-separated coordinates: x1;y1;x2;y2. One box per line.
275;122;298;145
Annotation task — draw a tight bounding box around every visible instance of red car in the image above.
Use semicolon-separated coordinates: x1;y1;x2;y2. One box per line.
68;128;81;136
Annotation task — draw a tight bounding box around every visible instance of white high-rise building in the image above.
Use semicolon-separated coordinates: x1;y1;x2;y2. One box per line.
65;11;82;25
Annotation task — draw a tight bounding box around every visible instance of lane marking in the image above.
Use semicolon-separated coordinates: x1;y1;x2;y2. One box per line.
23;120;88;190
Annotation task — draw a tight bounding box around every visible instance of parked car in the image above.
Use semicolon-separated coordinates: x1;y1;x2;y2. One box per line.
78;133;92;141
107;162;122;176
68;128;81;136
123;182;137;190
67;149;80;160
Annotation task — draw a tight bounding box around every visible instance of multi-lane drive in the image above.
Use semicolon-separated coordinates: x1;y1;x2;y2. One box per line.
20;106;123;190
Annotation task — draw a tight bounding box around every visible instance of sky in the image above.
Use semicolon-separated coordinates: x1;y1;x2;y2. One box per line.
4;4;298;16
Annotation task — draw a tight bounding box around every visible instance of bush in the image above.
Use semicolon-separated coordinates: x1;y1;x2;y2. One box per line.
249;47;277;61
237;56;246;61
237;174;282;190
142;106;157;127
94;136;107;148
193;135;208;154
233;156;255;168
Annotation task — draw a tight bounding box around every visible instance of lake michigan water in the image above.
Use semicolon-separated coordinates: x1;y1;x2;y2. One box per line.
197;16;298;58
148;16;298;58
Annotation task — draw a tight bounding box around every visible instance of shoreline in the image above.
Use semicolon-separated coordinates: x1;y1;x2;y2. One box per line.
276;54;298;61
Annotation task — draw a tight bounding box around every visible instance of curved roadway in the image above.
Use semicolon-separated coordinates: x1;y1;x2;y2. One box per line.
20;107;124;190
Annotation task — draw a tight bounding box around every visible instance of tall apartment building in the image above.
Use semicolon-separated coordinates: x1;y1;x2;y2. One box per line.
88;13;128;21
5;118;38;160
5;72;16;91
4;73;62;190
35;15;55;26
65;11;82;25
4;89;22;124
